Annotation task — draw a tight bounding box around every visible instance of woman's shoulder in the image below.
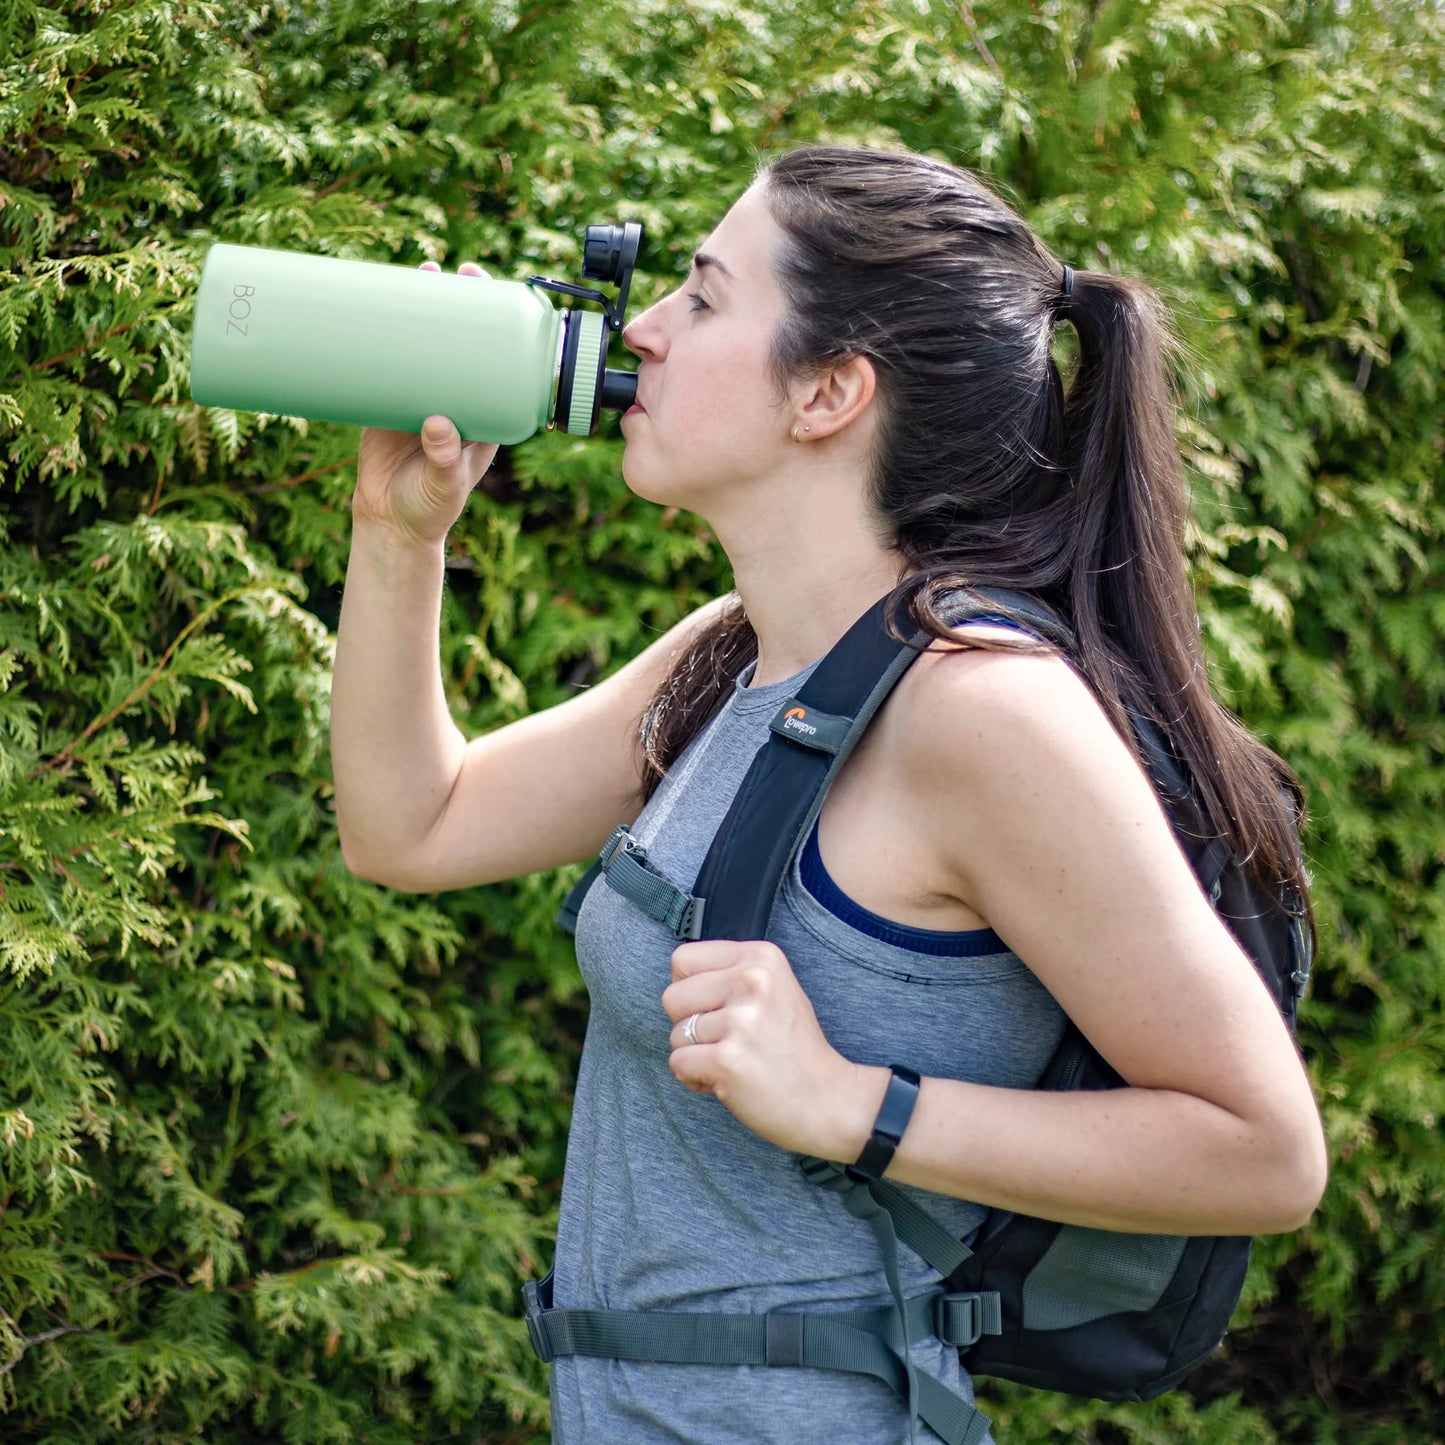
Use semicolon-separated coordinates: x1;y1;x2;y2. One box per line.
898;621;1119;770
890;623;1167;878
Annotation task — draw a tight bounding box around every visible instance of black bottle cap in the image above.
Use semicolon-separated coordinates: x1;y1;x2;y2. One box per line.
583;223;640;283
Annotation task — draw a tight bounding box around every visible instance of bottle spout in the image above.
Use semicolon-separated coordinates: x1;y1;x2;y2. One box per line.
600;368;638;412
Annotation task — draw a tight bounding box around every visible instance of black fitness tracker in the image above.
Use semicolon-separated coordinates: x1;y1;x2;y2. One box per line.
850;1064;922;1182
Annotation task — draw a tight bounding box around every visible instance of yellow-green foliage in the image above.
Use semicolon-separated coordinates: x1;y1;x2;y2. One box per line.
1;1;1441;1440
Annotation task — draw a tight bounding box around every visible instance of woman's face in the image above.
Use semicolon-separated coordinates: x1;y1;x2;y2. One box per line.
618;184;796;506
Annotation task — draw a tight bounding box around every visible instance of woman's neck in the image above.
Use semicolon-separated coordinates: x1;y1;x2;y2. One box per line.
726;538;908;687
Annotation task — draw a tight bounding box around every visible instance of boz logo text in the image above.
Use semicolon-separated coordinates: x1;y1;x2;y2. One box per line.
227;284;255;336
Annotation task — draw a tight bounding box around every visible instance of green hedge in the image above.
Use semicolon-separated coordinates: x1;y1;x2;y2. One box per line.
1;1;1441;1439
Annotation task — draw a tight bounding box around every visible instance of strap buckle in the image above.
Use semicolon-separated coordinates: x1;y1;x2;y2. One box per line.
677;894;704;941
933;1291;1002;1349
522;1278;555;1364
798;1155;851;1191
598;824;638;872
764;1313;806;1367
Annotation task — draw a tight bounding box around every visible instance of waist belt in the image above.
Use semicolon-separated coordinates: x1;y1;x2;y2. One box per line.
522;1160;1001;1445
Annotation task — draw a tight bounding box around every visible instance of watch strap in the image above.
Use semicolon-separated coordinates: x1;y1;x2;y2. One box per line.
850;1064;921;1182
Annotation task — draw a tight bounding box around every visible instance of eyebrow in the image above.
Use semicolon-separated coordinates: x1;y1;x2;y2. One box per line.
691;250;737;283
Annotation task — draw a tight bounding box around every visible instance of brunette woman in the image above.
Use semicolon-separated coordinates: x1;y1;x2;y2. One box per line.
331;145;1326;1443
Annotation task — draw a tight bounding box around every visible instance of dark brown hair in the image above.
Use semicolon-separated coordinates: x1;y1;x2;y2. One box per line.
636;145;1308;914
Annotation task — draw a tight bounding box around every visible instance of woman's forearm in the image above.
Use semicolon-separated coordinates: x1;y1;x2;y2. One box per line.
330;519;466;880
831;1064;1326;1237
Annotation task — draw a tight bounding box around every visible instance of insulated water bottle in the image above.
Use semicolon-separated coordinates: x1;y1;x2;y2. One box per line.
189;223;642;445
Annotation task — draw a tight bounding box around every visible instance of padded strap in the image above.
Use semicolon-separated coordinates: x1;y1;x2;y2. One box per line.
556;857;601;935
690;593;926;942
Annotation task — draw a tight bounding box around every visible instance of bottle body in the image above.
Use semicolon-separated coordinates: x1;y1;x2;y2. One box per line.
189;244;565;445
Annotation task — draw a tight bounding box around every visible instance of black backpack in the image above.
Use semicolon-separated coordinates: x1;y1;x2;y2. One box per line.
535;585;1314;1443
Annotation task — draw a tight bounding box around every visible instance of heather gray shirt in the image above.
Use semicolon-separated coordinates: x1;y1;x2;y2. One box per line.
550;649;1068;1443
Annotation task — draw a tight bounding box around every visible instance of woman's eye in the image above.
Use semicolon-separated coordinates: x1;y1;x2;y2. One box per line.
686;292;710;313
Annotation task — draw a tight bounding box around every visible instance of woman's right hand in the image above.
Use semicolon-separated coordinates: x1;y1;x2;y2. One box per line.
353;260;500;547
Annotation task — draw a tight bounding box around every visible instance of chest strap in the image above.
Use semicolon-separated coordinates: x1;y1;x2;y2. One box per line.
524;1270;993;1445
524;1160;1000;1445
588;824;705;939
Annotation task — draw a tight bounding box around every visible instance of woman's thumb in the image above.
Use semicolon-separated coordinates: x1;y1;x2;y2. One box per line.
421;415;460;466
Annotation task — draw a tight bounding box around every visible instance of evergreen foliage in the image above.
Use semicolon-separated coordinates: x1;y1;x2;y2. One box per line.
1;1;1440;1439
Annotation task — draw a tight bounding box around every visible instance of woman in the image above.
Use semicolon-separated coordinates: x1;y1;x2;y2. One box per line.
331;146;1327;1442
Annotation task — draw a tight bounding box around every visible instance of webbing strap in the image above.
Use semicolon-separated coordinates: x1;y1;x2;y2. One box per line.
525;1275;992;1445
800;1157;976;1281
595;825;703;940
841;1162;922;1445
535;1285;933;1364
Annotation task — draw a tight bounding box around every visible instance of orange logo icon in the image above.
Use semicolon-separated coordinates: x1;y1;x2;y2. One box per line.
781;706;819;737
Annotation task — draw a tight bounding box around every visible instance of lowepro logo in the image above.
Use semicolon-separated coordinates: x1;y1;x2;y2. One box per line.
781;706;817;737
226;283;255;337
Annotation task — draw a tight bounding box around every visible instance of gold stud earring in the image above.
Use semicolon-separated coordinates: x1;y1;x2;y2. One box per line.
791;424;811;444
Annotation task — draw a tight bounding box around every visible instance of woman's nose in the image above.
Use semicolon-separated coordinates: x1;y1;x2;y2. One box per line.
622;296;668;361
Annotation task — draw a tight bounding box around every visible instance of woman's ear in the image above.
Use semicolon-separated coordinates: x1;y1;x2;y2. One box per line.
793;354;877;442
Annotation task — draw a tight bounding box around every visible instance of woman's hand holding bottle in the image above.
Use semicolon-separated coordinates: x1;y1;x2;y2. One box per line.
353;260;500;547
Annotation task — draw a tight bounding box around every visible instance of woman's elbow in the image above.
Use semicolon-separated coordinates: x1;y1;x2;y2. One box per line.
338;831;430;893
1263;1117;1330;1234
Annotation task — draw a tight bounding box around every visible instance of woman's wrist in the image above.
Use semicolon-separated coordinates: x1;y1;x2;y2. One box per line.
351;508;450;555
828;1061;893;1166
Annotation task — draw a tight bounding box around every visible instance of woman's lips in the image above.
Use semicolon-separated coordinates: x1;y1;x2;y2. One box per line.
623;404;646;416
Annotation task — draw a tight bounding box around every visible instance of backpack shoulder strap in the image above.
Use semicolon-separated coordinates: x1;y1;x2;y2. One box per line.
691;585;1060;941
690;588;922;940
944;585;1076;653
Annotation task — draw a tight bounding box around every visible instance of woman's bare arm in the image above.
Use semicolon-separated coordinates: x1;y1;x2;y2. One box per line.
825;646;1327;1236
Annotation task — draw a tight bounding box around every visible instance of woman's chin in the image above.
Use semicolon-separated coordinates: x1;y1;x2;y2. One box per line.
620;451;679;507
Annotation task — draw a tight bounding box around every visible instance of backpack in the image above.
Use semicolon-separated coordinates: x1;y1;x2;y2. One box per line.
531;585;1314;1445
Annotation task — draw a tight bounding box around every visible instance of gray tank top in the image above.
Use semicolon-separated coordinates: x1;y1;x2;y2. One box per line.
551;645;1067;1443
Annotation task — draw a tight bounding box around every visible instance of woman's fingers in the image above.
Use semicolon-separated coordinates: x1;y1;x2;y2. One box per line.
420;259;489;277
410;261;500;496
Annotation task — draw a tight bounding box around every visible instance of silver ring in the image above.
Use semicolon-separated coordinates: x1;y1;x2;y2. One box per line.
682;1012;701;1047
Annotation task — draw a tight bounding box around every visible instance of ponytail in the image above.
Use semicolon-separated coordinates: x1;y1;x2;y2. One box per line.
1057;267;1193;726
1055;269;1311;905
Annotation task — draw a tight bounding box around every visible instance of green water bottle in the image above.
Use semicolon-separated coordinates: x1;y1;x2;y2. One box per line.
189;223;642;445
